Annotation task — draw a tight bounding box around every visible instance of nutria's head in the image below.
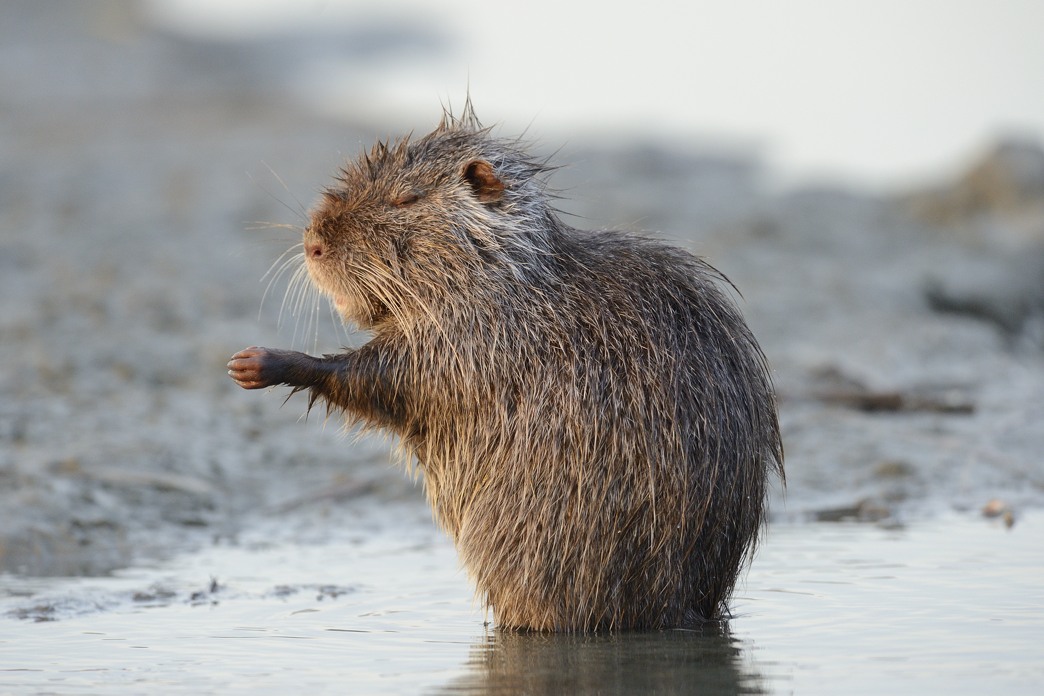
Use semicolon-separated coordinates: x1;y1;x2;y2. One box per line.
303;108;555;331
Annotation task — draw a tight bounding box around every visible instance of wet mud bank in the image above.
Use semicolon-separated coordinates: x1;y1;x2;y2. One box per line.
2;1;1043;582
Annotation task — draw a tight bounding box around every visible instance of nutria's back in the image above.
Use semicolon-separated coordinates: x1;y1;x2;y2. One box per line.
230;103;783;631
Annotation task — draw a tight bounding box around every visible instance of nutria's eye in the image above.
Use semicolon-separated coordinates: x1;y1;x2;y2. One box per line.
392;190;423;206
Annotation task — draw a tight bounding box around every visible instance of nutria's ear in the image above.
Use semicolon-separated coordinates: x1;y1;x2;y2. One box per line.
463;160;505;203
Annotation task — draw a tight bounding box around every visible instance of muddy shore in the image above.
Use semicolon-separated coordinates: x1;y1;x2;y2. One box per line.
2;1;1043;578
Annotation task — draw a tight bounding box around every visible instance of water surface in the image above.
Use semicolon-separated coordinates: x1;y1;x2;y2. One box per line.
3;509;1040;695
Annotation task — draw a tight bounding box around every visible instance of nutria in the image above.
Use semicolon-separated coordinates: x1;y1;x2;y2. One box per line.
228;103;783;631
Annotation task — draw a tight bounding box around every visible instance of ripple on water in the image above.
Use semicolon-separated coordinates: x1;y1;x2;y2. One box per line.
1;511;1041;695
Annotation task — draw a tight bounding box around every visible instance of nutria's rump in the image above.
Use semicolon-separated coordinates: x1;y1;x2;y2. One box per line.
229;103;783;631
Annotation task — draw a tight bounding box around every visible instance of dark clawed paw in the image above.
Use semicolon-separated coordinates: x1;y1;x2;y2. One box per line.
227;346;279;390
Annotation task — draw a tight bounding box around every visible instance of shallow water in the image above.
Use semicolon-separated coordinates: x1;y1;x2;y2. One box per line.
2;508;1040;695
3;3;1043;695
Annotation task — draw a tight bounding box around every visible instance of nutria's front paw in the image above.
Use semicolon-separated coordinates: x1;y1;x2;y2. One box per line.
227;346;293;389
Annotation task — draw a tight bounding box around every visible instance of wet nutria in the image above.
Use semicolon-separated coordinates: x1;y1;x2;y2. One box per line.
228;104;783;631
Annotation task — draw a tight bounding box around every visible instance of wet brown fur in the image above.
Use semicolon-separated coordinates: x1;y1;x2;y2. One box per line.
229;102;784;631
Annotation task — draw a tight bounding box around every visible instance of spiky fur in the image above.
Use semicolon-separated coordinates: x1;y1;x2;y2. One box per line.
243;104;783;631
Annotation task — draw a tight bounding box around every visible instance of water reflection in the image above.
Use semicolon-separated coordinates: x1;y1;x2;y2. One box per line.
440;624;764;695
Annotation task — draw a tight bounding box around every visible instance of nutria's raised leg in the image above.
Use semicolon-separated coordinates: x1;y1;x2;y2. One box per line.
228;346;323;390
228;346;407;427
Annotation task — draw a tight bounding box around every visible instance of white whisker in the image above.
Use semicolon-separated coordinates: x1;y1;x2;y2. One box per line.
249;164;308;221
244;221;301;232
260;245;305;322
279;263;309;331
260;160;309;220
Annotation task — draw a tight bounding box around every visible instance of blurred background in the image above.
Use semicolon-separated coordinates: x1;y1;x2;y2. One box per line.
146;0;1044;189
2;0;1043;576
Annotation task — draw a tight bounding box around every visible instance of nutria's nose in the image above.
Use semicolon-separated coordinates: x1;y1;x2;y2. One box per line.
305;241;324;259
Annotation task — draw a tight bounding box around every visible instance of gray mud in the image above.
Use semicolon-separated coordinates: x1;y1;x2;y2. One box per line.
2;0;1043;633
